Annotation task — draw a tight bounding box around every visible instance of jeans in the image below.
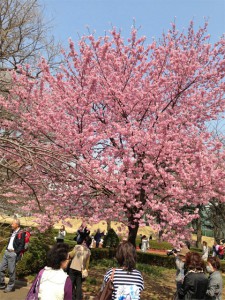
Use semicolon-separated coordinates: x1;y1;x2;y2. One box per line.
69;268;83;300
0;250;17;290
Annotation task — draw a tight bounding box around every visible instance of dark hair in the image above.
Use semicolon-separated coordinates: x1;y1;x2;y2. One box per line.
116;241;136;271
47;243;69;270
208;256;221;270
185;240;191;250
185;252;205;271
77;234;92;247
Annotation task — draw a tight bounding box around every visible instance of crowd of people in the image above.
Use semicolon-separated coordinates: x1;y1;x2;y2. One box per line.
26;223;144;300
174;243;224;300
0;218;224;299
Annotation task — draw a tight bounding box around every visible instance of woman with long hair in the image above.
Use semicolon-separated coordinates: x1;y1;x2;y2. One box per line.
101;241;144;300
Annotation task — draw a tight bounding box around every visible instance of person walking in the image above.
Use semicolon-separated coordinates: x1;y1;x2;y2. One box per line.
0;219;25;293
101;241;144;300
27;243;72;300
206;256;223;300
69;235;91;300
141;235;148;252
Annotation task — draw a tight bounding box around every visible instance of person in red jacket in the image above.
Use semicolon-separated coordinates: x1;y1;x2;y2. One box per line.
218;241;225;260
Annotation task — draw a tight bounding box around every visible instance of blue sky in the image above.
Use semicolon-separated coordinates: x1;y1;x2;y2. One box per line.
41;0;225;47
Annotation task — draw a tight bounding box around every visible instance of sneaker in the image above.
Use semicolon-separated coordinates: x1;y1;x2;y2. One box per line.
0;284;6;289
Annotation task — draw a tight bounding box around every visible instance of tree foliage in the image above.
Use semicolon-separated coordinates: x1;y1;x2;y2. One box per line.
0;0;62;215
103;228;120;248
0;22;225;243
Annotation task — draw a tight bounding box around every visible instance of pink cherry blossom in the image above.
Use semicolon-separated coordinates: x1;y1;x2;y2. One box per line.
0;22;225;244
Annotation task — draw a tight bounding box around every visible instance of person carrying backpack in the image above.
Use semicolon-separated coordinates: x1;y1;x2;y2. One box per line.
0;219;25;293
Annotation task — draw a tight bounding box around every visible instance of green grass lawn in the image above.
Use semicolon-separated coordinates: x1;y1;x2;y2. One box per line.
83;259;225;300
84;259;176;299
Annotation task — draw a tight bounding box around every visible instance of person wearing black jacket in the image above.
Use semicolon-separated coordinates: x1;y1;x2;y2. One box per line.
0;219;25;293
178;252;208;299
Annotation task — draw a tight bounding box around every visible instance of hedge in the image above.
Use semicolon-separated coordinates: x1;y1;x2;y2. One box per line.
90;248;225;272
139;239;173;250
0;230;55;277
1;237;224;277
90;247;117;261
90;248;175;269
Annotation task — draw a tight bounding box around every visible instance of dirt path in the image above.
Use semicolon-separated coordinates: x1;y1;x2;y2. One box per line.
83;262;225;300
83;267;176;300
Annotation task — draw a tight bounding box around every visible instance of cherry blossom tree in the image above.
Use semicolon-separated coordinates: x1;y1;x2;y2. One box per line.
1;22;225;244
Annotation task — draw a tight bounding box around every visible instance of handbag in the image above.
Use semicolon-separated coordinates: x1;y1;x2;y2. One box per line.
173;291;180;300
94;268;115;300
82;268;88;278
25;269;44;300
81;246;88;279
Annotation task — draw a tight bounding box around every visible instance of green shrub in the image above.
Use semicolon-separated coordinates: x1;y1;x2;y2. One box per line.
0;229;55;277
135;238;173;250
90;248;176;269
16;231;54;277
137;251;175;269
90;247;116;261
63;238;76;249
90;258;118;269
147;240;173;250
103;229;119;248
190;247;202;253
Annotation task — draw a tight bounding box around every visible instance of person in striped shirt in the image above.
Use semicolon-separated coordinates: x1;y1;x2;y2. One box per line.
102;241;144;300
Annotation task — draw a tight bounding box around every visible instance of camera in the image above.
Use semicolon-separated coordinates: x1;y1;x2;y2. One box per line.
167;248;180;256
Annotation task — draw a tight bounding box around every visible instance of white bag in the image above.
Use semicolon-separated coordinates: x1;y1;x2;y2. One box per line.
82;268;88;278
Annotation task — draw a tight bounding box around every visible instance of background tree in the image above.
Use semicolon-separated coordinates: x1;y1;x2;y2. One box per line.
0;22;225;245
0;0;60;77
202;201;225;241
0;0;62;217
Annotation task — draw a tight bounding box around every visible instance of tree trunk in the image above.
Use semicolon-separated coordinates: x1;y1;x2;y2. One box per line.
128;222;139;247
158;230;163;242
127;187;145;247
107;220;111;232
196;217;202;248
